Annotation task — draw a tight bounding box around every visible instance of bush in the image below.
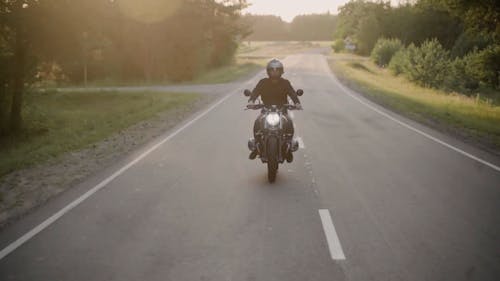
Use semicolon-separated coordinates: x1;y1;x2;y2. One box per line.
444;55;480;93
445;45;500;92
332;39;345;53
388;48;407;76
402;39;450;88
470;44;500;89
371;38;404;67
404;42;500;94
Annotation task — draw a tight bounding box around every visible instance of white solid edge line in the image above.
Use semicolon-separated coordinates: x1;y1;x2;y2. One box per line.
0;88;239;261
319;209;346;260
329;72;500;173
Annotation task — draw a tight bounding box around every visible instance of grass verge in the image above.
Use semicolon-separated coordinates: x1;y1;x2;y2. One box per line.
236;41;333;60
53;61;262;89
328;53;500;152
192;62;261;84
0;90;202;177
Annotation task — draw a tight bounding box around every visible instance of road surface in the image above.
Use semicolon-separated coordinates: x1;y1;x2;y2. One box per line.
0;53;499;280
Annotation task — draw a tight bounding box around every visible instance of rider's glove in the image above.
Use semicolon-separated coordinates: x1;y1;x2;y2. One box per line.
294;103;302;110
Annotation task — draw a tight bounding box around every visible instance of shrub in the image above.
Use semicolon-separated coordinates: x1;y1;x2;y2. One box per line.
444;45;500;92
388;48;407;76
332;39;345;53
444;55;480;93
371;38;404;67
402;39;450;88
470;44;500;89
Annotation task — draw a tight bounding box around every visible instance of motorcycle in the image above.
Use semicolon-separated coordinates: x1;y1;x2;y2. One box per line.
244;89;304;183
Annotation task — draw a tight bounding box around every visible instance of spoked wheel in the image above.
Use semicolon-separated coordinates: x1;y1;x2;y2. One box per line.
266;137;279;183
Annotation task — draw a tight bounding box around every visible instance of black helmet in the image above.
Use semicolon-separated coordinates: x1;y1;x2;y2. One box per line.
266;58;284;77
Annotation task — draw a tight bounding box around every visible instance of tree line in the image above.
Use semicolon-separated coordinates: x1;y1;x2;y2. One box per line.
0;0;249;134
241;13;337;41
333;0;499;94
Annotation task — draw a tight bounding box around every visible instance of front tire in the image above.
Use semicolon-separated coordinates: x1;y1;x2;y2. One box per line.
267;137;279;183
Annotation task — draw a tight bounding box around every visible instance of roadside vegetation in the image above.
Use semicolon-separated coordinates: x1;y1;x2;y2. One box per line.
0;0;250;135
55;61;263;88
332;0;499;93
237;41;333;60
191;61;261;84
0;0;253;179
0;90;201;177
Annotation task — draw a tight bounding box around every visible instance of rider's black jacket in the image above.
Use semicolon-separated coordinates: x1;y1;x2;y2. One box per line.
248;77;300;106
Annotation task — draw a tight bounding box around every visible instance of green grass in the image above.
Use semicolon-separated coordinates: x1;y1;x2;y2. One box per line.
236;41;333;60
191;62;261;84
0;90;202;177
346;62;374;74
328;53;500;149
51;61;262;89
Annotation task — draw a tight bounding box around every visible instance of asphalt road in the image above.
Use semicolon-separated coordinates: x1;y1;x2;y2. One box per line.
0;54;499;280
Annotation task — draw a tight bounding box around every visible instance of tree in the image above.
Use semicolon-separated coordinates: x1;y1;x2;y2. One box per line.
335;0;390;54
423;0;500;37
357;14;382;55
0;1;38;132
240;15;290;41
0;0;250;134
289;13;337;41
241;13;336;41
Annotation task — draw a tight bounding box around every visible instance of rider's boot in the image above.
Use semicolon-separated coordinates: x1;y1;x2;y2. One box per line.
249;151;258;160
285;137;299;163
248;138;258;160
291;138;299;152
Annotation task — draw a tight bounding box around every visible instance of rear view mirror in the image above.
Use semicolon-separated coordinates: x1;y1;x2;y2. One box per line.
296;89;304;96
244;89;251;97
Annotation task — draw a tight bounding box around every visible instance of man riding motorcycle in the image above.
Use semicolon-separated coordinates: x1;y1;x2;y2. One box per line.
247;59;302;162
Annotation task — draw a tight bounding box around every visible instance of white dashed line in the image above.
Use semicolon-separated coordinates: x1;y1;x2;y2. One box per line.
319;209;346;260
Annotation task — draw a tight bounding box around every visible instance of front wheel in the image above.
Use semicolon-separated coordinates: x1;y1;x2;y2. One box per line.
267;137;279;183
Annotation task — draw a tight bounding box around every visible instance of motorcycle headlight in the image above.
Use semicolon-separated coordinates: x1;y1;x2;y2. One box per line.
265;112;280;127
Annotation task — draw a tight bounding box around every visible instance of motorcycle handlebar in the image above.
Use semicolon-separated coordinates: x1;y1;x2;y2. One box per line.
245;104;264;110
245;104;301;110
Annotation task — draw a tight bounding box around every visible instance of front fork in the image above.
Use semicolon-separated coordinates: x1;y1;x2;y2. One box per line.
248;134;299;159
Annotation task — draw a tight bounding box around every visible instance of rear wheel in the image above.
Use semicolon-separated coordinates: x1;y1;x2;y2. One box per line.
267;137;279;183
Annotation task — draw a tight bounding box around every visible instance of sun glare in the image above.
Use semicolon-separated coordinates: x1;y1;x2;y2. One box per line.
117;0;183;23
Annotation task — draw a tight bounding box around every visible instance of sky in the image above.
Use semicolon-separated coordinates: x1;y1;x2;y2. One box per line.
243;0;350;22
